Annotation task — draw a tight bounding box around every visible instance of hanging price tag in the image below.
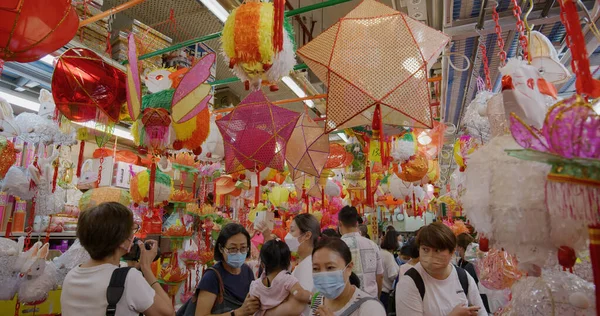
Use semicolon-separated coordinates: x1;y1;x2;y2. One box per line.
369;140;382;163
251;173;258;187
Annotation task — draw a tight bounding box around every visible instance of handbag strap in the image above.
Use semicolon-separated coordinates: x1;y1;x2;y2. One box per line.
206;267;225;306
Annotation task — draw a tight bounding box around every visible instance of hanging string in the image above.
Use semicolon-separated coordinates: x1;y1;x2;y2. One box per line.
492;3;506;65
511;0;529;61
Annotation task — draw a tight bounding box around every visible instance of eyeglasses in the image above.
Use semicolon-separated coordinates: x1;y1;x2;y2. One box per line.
132;223;141;234
223;247;248;255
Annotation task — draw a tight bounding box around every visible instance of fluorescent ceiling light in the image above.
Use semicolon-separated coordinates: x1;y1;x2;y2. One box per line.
198;0;229;23
0;91;40;111
39;55;55;66
282;76;315;108
338;133;350;144
72;121;134;141
199;0;315;105
0;91;134;141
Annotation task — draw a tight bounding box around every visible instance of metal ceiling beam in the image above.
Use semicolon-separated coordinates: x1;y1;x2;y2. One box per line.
122;0;353;65
445;6;583;40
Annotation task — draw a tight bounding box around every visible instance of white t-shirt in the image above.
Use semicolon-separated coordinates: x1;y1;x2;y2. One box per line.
311;286;385;316
342;232;384;297
395;262;487;316
61;263;155;316
379;250;399;293
399;262;415;277
292;255;314;316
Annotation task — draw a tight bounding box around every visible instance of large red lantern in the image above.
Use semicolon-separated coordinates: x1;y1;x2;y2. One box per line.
0;0;78;62
52;48;127;123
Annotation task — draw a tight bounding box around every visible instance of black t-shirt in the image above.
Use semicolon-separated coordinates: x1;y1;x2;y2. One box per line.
197;262;254;303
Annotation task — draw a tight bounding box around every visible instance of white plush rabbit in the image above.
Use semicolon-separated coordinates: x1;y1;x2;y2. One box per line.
18;243;58;304
29;147;64;216
0;236;24;300
0;97;19;138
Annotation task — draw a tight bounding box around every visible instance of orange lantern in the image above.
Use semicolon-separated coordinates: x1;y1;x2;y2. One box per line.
394;152;428;183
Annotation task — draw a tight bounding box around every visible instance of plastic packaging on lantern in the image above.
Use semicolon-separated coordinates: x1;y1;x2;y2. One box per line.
476;249;523;290
461;90;493;143
500;269;596;316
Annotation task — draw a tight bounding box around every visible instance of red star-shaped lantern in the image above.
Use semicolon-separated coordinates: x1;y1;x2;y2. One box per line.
297;0;450;132
217;91;300;174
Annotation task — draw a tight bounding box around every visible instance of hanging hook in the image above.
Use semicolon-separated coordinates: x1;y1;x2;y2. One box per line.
576;0;600;42
523;0;534;64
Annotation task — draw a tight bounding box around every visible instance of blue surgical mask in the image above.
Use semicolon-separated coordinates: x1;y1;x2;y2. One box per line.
225;252;246;268
313;264;349;299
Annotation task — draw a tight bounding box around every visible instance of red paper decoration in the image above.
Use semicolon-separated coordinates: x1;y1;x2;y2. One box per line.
0;0;78;62
52;48;127;123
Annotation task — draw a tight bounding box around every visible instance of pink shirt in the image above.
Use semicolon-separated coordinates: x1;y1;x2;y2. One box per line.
249;270;298;316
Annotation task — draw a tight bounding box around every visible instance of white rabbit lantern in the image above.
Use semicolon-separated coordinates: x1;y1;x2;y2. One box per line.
0;237;24;301
18;243;58;304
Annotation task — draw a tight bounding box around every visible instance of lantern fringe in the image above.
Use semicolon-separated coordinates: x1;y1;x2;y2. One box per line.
545;180;600;224
172;107;210;151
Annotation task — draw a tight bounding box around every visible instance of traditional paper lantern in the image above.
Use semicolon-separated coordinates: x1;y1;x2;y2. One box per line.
0;0;78;63
297;0;449;132
389;174;413;199
127;35;213;153
79;187;132;211
395;152;428;182
52;48;126;123
391;132;417;162
268;186;289;207
286;113;329;177
221;0;295;91
130;169;173;206
217;91;299;173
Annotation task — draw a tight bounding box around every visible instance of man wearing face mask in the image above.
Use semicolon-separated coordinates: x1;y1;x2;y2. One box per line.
395;223;487;316
338;206;384;299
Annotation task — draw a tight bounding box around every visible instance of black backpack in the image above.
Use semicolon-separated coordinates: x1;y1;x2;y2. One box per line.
106;267;143;316
387;265;469;316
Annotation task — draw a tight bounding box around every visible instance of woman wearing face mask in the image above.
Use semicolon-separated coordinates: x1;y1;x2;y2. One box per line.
395;223;487;316
180;223;260;316
311;237;386;316
61;202;173;316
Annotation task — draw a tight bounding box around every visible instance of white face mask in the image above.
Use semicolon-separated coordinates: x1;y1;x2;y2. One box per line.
284;232;302;252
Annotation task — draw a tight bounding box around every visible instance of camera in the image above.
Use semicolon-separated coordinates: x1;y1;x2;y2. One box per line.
122;237;161;262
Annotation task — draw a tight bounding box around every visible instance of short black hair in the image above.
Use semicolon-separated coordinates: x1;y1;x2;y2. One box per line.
358;224;369;237
293;213;321;247
321;228;341;238
338;206;359;227
313;236;352;265
405;237;419;258
260;240;291;275
349;272;361;288
214;223;251;262
381;231;398;251
77;202;133;260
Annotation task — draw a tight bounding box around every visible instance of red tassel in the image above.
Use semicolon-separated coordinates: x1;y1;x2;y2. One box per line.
273;0;285;52
255;171;260;206
149;161;156;207
52;157;59;193
76;140;85;178
365;164;373;207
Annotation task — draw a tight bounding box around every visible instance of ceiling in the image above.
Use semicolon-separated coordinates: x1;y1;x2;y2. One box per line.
1;0;599;181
